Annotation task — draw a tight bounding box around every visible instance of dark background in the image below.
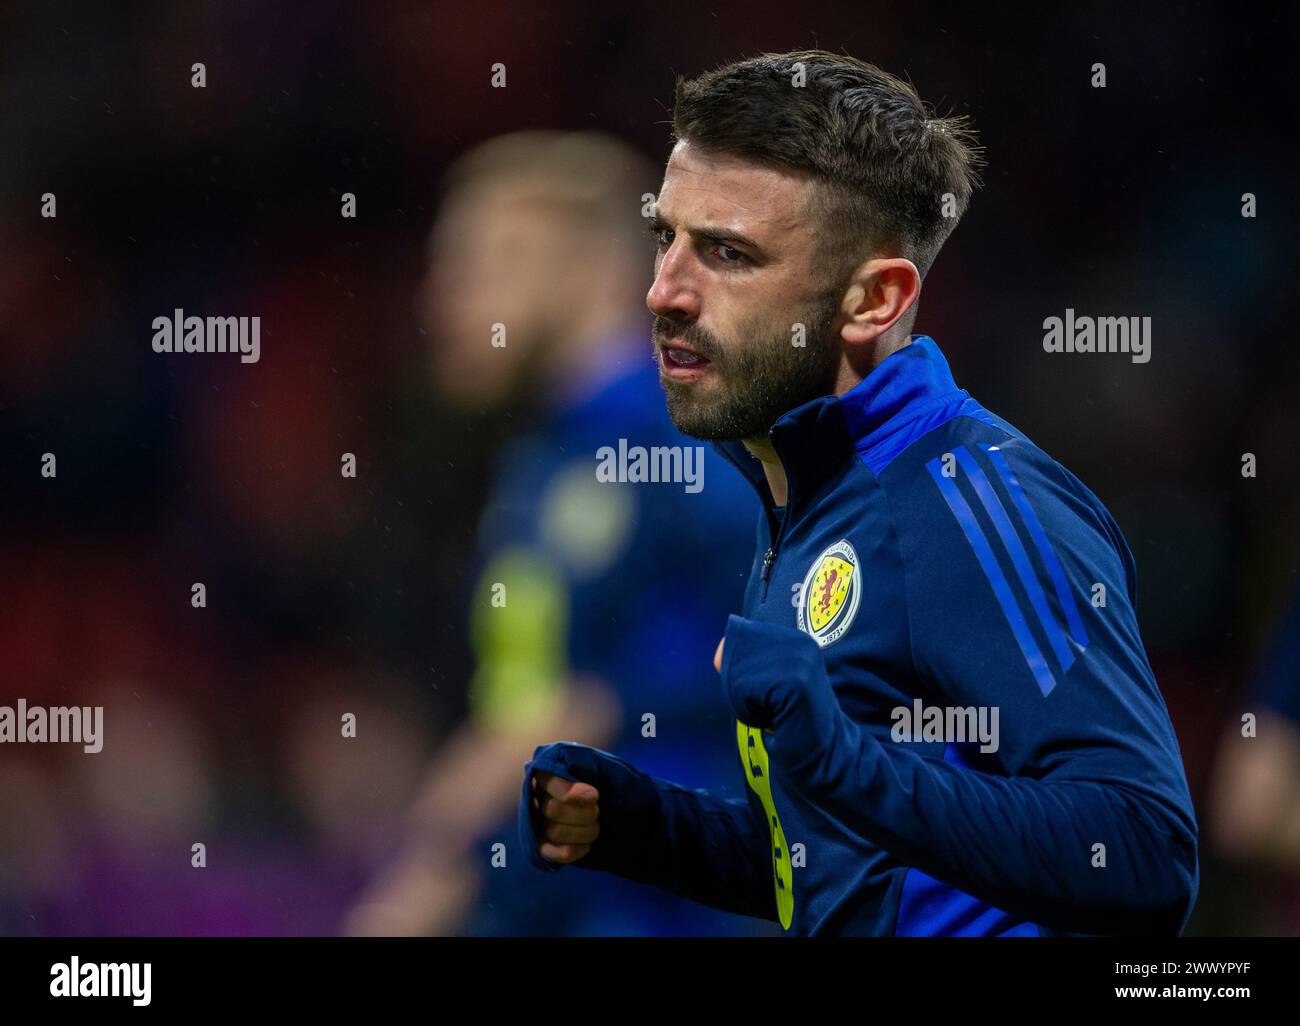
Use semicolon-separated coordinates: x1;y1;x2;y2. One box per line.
0;0;1296;934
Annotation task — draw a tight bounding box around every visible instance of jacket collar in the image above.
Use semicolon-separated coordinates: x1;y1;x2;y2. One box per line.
711;335;964;511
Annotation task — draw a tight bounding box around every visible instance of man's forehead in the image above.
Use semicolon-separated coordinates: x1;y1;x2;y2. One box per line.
656;140;811;231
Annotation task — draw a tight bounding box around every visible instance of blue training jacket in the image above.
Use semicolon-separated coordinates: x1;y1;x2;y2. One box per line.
519;335;1198;936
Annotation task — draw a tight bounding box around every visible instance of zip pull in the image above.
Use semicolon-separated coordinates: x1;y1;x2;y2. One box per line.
761;547;775;581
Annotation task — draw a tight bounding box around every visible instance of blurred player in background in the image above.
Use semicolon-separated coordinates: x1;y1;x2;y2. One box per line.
1210;573;1300;933
345;131;764;935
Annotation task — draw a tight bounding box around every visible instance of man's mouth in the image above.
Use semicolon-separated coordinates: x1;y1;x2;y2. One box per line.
659;340;713;379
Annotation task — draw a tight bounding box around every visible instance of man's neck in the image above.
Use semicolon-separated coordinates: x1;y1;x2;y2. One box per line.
740;332;915;508
742;435;788;508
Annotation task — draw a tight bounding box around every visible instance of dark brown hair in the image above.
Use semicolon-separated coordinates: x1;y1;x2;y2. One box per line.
672;50;983;287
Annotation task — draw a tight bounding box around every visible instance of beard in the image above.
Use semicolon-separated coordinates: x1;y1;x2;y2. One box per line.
653;288;843;442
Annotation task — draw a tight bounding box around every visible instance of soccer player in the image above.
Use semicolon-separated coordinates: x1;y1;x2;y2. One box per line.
520;51;1198;936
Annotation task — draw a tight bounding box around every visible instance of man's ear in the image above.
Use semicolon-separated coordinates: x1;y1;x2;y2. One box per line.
839;257;921;346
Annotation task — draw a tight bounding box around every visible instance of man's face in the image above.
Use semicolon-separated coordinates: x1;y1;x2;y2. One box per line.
646;140;844;442
422;181;567;409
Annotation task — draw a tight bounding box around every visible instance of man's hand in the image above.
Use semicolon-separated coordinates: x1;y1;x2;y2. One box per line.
715;614;842;776
530;770;600;863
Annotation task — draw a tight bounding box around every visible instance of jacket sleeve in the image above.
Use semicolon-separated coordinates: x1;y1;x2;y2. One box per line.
722;439;1199;935
519;741;777;922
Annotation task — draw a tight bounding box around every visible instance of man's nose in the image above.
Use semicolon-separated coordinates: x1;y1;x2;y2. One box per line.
646;244;701;322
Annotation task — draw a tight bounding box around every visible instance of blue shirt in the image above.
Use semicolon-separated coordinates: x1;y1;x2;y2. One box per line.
520;335;1198;936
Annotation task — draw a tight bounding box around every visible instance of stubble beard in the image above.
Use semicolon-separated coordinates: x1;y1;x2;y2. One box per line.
656;290;843;442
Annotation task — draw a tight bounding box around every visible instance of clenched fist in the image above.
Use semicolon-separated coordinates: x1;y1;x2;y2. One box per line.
530;770;600;863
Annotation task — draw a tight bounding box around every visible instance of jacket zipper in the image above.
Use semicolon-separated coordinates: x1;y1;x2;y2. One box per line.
760;506;787;602
710;437;792;605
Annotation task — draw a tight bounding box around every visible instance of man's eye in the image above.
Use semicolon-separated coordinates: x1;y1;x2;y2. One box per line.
648;225;747;265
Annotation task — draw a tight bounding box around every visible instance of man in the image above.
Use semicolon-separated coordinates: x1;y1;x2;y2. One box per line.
345;131;762;936
519;51;1199;936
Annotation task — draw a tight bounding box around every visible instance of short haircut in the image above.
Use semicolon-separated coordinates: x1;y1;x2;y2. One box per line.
671;50;984;285
438;130;655;252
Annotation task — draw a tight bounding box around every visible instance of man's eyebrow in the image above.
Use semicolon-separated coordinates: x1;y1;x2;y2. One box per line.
647;211;765;253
